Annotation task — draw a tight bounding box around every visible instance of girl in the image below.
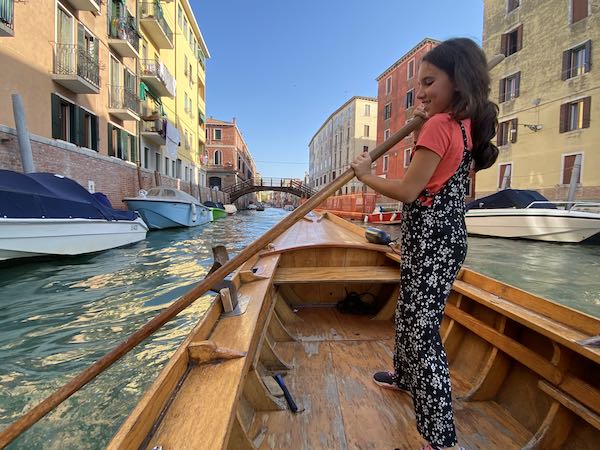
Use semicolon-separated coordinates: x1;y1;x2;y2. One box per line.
351;38;499;450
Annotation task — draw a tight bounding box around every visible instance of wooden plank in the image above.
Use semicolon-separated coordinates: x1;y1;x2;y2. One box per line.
560;375;600;416
523;401;574;450
453;279;600;365
243;368;287;411
273;266;399;284
539;381;600;431
273;292;301;324
227;413;257;450
445;303;563;385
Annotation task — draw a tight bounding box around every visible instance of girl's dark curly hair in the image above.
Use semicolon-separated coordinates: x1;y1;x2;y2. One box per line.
422;38;499;171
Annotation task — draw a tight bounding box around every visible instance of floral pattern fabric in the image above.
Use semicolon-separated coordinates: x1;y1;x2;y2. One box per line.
393;121;471;448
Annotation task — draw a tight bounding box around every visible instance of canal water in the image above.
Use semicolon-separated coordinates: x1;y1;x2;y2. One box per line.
0;208;598;449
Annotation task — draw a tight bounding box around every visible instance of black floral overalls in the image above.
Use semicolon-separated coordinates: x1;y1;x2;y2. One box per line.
393;121;471;448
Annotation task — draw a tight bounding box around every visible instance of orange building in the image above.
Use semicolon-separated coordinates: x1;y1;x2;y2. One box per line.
374;38;439;183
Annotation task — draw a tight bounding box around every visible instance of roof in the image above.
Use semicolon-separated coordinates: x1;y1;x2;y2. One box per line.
375;37;441;81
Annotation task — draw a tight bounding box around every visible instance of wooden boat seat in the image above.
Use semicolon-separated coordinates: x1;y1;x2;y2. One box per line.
452;279;600;365
273;265;399;284
538;381;600;431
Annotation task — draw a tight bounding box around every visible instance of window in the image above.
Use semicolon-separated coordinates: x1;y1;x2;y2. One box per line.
560;97;591;132
107;123;134;161
384;129;390;141
508;0;519;13
499;72;521;102
405;89;415;109
184;55;188;75
562;153;582;184
562;41;591;79
404;148;412;168
497;118;518;146
176;159;182;179
178;4;183;28
383;155;389;172
363;145;369;153
214;128;222;140
571;0;588;23
407;59;415;79
501;25;523;56
364;125;370;137
143;147;149;169
498;163;512;189
51;94;98;150
385;76;392;94
384;102;392;120
214;150;222;165
365;104;370;116
465;176;473;197
165;157;170;175
154;152;161;172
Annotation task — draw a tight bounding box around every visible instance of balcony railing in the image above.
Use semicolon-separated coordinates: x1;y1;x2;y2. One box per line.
108;85;140;114
109;12;139;53
0;0;14;35
140;58;175;97
53;43;100;88
140;1;173;48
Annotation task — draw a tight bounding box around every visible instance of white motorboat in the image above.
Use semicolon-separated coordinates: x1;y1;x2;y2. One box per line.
247;203;258;210
123;187;211;229
223;204;237;215
0;170;148;261
465;189;600;244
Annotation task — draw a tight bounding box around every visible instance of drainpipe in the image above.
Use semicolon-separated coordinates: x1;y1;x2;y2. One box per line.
12;94;35;173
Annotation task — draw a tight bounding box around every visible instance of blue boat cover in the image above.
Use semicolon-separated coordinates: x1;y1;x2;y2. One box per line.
466;189;557;210
0;170;137;220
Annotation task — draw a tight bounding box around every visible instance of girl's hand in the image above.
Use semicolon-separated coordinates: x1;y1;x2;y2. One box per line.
412;103;428;142
351;152;372;180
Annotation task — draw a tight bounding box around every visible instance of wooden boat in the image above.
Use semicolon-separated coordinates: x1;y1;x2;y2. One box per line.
107;212;600;450
364;202;403;224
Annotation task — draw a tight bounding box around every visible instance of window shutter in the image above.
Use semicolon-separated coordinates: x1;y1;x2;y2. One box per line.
584;40;591;73
51;94;61;139
563;155;575;184
130;134;137;163
572;0;588;23
107;124;115;156
561;50;570;80
515;72;521;97
75;107;85;146
582;97;591;128
559;104;568;133
91;115;99;151
501;33;508;56
516;25;523;52
499;78;505;103
511;119;518;143
69;104;78;144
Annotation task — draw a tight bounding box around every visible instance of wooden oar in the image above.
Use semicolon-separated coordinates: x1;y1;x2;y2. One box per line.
0;54;504;448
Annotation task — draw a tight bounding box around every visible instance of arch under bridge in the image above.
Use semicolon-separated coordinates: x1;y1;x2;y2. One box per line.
221;177;317;203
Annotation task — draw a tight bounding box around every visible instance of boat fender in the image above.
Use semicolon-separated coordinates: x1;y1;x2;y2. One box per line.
365;227;392;245
138;189;147;198
191;203;197;222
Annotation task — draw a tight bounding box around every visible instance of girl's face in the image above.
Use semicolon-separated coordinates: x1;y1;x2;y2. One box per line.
416;61;456;116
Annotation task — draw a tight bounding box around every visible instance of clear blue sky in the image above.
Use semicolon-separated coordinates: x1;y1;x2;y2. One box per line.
193;1;484;179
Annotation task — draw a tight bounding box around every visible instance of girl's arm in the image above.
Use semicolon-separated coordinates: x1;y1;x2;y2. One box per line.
351;148;441;203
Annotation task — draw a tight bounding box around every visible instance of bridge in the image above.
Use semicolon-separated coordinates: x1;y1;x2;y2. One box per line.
221;177;317;202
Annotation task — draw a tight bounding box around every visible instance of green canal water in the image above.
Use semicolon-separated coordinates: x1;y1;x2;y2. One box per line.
0;208;598;449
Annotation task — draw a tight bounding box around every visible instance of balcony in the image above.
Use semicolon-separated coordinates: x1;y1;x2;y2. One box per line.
52;43;100;94
140;1;173;49
63;0;100;13
0;0;14;36
108;85;140;121
108;13;140;58
140;59;175;98
141;118;166;145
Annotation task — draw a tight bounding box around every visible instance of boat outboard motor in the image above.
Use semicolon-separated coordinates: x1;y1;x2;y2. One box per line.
365;227;392;245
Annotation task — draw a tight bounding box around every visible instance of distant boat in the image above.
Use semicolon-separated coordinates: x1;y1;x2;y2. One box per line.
256;202;265;211
364;203;402;224
465;189;600;244
283;204;295;211
223;204;237;215
123;187;211;230
0;170;147;261
247;203;258;210
203;201;227;220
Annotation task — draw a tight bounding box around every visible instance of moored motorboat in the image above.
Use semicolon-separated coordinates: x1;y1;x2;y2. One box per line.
203;201;228;220
123;187;211;230
0;170;147;261
106;212;600;449
223;204;237;215
466;189;600;243
247;202;258;210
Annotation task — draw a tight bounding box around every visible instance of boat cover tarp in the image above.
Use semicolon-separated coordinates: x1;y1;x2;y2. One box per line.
0;170;137;220
466;189;557;210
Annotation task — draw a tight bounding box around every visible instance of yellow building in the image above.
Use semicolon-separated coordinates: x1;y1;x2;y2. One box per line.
480;0;599;200
0;0;209;191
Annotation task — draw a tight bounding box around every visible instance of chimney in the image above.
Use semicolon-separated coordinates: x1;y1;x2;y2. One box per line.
232;117;236;124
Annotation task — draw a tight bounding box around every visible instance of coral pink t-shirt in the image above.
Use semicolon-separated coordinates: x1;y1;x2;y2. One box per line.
413;113;472;206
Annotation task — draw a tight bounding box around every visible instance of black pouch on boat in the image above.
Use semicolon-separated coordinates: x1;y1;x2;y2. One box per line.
365;227;392;245
336;292;377;315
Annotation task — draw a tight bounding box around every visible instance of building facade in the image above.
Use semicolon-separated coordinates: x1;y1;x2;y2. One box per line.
308;96;377;194
0;0;209;203
480;0;599;200
205;117;257;204
374;38;439;184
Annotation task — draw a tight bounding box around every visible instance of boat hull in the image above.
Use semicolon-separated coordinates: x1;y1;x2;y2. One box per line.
208;207;227;220
124;199;211;229
0;217;147;261
364;210;402;224
465;208;600;243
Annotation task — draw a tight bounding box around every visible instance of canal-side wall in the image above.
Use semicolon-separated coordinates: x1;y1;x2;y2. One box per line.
0;125;229;209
